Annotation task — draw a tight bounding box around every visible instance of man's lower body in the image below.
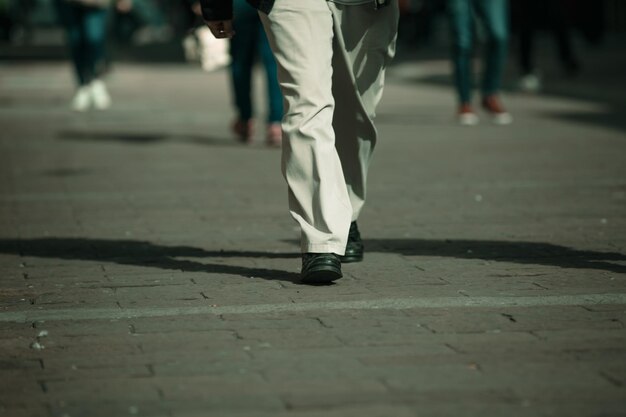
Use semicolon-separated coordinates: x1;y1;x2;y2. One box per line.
260;0;398;282
448;0;512;125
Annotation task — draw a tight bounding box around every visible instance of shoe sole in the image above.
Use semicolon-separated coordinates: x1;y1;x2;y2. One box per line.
339;254;363;263
301;266;342;284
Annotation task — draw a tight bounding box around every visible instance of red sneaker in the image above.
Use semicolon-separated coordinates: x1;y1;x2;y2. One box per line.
266;123;282;147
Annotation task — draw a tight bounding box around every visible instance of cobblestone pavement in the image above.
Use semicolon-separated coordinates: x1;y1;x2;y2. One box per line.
1;41;626;417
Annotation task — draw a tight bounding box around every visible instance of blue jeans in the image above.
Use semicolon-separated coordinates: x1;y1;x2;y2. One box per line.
230;0;283;123
448;0;509;104
54;0;109;86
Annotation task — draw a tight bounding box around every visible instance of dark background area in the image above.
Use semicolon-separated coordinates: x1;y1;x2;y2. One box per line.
1;0;625;62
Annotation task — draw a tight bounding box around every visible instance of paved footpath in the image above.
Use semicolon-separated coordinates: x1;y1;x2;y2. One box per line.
1;40;626;417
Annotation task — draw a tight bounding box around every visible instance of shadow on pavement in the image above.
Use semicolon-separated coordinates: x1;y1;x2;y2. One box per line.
366;238;626;274
0;238;623;277
0;238;301;284
57;130;245;148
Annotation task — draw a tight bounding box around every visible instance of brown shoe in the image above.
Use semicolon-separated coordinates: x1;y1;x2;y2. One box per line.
481;95;513;125
232;119;254;144
266;123;282;147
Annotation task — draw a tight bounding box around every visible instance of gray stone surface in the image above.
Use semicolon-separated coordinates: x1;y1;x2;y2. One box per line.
1;38;626;416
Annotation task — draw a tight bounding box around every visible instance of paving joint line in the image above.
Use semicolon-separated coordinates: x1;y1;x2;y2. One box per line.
0;293;625;323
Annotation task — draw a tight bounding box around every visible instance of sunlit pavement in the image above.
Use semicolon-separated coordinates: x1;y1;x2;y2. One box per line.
1;43;625;416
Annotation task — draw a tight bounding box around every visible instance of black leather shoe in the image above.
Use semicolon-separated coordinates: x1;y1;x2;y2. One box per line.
301;253;342;284
340;221;364;263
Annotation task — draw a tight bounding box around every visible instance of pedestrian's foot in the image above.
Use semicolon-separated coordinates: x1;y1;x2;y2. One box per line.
71;86;91;112
457;103;479;126
301;253;342;284
482;95;513;125
518;73;542;93
266;122;282;147
340;221;364;263
90;79;111;110
232;119;254;144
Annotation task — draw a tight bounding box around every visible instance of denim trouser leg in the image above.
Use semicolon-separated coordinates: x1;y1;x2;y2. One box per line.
231;0;283;123
448;0;474;104
230;0;259;121
82;7;108;82
55;0;87;85
55;1;108;86
129;0;165;26
519;0;536;74
472;0;508;97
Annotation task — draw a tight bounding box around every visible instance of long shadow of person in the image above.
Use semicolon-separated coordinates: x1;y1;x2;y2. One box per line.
365;239;626;274
0;238;623;281
57;130;242;148
0;238;301;283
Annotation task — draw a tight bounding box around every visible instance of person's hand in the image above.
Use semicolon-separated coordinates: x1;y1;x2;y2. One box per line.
205;20;235;39
191;1;202;16
116;0;132;13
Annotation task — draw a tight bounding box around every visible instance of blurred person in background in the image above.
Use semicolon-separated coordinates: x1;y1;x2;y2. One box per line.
0;0;37;43
0;0;13;41
448;0;512;125
54;0;131;112
112;0;171;45
516;0;580;93
200;0;399;283
191;0;282;146
397;0;446;48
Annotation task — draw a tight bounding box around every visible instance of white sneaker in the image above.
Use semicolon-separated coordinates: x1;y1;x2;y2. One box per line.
518;73;542;93
71;86;91;112
90;79;111;110
457;104;479;126
458;112;479;126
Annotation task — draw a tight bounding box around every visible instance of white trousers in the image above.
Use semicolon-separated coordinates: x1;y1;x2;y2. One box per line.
260;0;398;254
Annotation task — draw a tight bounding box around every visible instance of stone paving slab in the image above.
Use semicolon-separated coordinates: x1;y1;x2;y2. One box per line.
1;41;626;417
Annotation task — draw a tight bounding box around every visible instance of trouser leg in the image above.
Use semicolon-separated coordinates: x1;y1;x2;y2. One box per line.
260;0;351;254
447;0;474;104
231;0;257;121
519;0;535;74
328;1;398;221
473;0;509;97
82;7;108;84
55;0;88;86
258;24;283;124
546;0;577;70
